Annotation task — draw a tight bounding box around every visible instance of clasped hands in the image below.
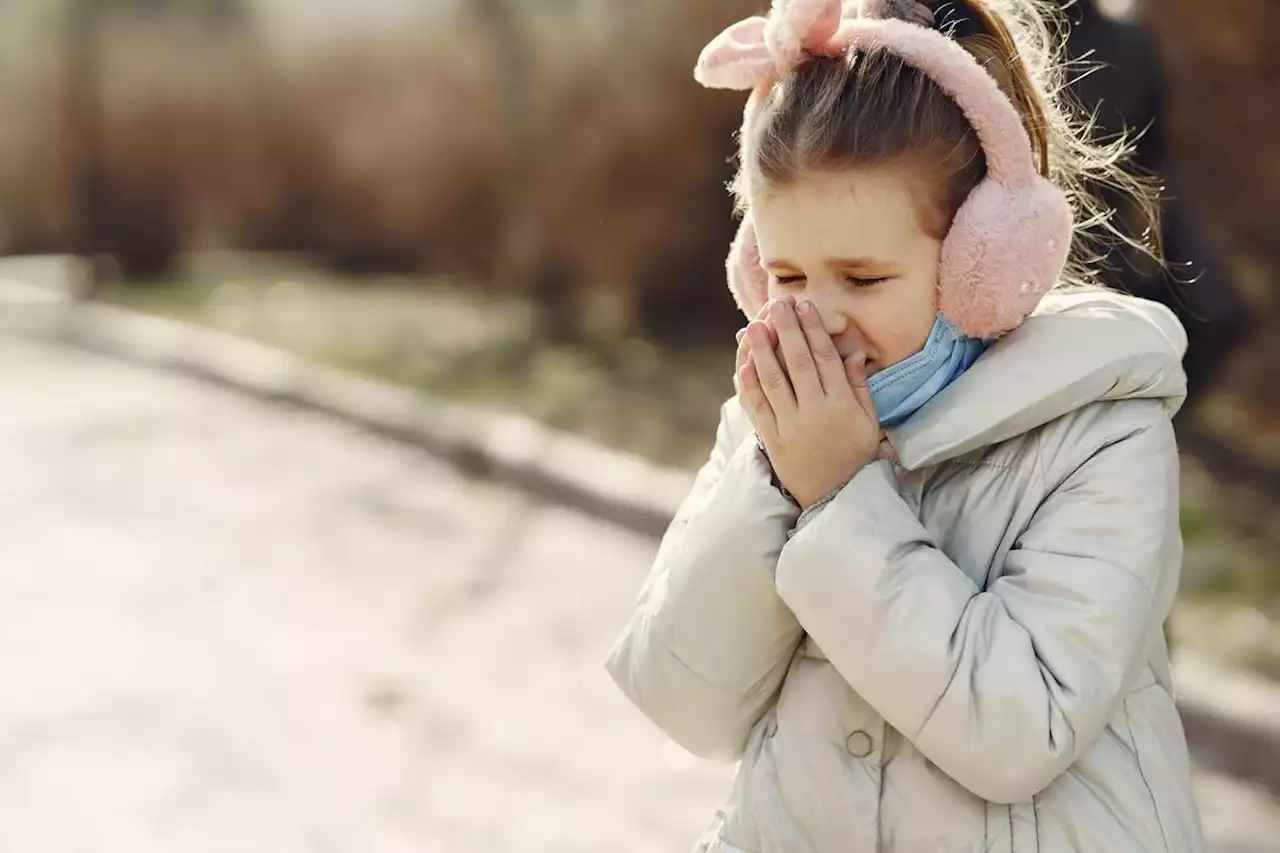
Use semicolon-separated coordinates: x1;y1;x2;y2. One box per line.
734;297;883;509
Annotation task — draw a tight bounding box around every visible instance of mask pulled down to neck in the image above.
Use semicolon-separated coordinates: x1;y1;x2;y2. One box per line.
868;314;989;427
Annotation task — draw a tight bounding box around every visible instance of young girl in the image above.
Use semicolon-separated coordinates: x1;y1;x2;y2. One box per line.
606;1;1204;851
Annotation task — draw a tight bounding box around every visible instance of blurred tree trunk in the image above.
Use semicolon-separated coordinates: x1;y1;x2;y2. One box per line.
1147;0;1280;280
473;0;532;152
65;0;251;290
66;0;110;296
472;0;579;343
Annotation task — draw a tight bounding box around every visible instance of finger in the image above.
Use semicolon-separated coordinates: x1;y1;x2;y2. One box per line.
739;304;777;365
750;301;781;381
734;329;753;397
770;299;823;400
755;301;780;348
737;359;777;438
748;321;796;415
845;351;878;422
733;335;750;397
796;300;846;397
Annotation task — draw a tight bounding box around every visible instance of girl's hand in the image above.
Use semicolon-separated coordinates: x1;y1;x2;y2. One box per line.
734;303;779;398
738;297;881;508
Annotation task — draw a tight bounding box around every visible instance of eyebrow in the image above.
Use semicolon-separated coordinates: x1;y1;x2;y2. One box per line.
764;256;895;270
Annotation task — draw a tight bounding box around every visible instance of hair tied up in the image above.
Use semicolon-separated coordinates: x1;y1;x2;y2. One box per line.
861;0;936;27
931;1;991;40
863;0;990;41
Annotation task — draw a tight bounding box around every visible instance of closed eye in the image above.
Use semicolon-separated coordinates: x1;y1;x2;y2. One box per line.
844;276;889;288
773;275;806;288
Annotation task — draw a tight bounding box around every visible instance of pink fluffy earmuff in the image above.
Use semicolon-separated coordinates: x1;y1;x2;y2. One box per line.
695;0;1073;339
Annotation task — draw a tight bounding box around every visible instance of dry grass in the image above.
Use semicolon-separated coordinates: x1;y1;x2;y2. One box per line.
105;275;735;470
175;277;1276;669
105;272;1278;680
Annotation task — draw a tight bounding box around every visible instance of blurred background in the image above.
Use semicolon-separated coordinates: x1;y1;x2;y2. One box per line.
0;0;1277;849
0;0;1276;459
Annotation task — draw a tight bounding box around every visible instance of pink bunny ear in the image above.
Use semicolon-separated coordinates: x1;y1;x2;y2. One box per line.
786;0;845;50
694;16;774;90
766;0;844;67
697;1;846;91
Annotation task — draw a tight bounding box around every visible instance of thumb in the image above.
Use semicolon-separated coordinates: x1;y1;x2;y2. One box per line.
844;351;878;423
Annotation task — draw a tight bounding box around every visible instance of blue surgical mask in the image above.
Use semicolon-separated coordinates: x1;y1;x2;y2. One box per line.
868;314;989;427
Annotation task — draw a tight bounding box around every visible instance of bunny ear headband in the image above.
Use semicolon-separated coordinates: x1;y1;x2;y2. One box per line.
698;0;1072;339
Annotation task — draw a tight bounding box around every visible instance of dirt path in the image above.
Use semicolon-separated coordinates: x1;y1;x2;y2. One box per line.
1;335;1275;852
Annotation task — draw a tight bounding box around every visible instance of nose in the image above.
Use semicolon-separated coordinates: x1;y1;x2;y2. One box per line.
800;286;850;338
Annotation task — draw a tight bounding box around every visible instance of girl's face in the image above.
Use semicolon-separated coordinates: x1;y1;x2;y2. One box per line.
751;166;942;375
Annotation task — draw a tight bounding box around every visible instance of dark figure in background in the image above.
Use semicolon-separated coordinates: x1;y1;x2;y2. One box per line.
1063;0;1253;416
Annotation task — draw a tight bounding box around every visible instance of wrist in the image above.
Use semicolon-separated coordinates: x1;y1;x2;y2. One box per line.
756;437;870;509
792;480;847;511
756;435;801;508
789;483;845;538
794;459;869;509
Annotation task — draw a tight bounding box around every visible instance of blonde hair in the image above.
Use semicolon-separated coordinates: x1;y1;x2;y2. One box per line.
735;0;1161;289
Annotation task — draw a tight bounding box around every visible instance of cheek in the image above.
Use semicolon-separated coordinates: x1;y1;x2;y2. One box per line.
875;273;940;362
872;312;927;362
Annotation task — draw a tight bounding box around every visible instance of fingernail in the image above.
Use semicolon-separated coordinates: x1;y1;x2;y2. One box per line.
736;329;746;342
797;301;813;316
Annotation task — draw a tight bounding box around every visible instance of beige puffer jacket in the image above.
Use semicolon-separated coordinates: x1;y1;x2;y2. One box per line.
606;290;1204;852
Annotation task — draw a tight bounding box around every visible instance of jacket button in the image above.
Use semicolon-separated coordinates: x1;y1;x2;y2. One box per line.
845;731;874;758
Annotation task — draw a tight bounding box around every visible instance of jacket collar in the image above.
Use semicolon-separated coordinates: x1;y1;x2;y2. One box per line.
889;289;1188;470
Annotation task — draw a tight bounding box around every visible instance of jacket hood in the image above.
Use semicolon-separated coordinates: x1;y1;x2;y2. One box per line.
889;289;1188;470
